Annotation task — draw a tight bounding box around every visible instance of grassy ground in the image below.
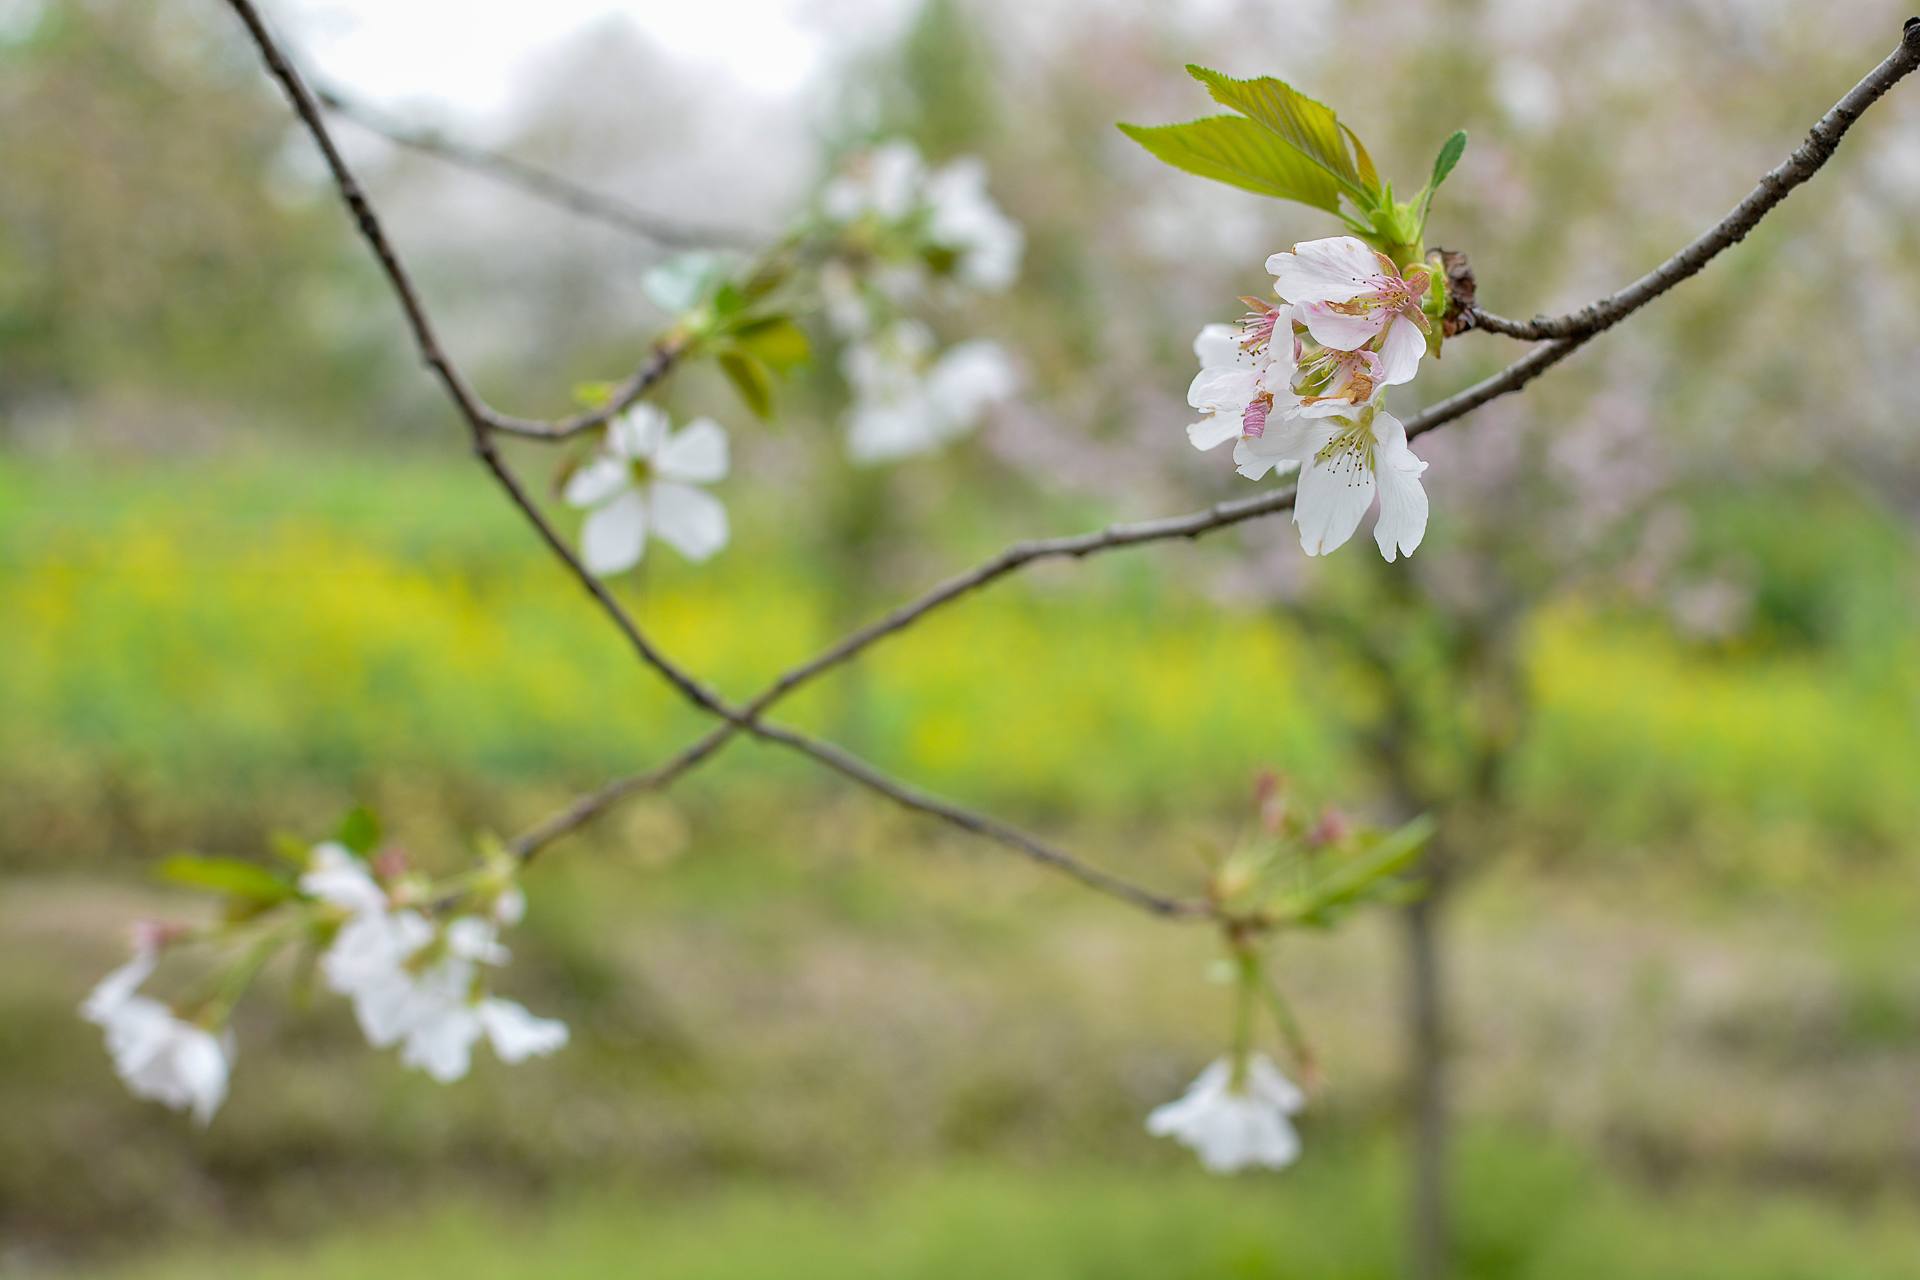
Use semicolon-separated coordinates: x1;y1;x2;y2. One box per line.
81;1149;1920;1280
6;451;1920;1275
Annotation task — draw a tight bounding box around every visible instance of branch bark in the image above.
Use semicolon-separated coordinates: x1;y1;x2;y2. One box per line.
1467;23;1920;341
314;83;767;251
220;0;1204;922
510;19;1918;859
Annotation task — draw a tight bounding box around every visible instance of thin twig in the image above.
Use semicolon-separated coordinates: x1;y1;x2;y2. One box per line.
1466;23;1920;341
315;82;766;251
221;0;1203;922
508;22;1920;858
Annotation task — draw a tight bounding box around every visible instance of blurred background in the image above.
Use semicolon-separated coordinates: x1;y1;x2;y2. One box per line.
6;0;1920;1276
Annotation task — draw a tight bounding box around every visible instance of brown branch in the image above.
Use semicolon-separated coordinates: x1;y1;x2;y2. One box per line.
314;82;767;251
508;22;1920;858
1466;22;1920;341
220;0;1204;923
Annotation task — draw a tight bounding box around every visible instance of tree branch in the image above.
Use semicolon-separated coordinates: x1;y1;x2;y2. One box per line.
220;0;1205;922
1466;22;1920;341
507;21;1920;858
314;82;768;252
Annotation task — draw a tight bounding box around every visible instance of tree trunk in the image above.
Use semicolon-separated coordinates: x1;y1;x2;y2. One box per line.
1402;864;1451;1280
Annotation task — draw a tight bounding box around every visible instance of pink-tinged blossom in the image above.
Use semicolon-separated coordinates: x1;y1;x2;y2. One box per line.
1267;236;1430;384
1186;306;1291;453
1146;1054;1306;1174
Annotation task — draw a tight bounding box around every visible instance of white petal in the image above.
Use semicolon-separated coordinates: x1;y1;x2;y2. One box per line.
1192;322;1242;370
1375;314;1426;385
1188;365;1257;414
610;405;669;460
1294;435;1376;557
1369;413;1429;562
1244;1054;1307;1115
1188;413;1243;452
647;482;729;561
1297;301;1384;352
82;949;157;1023
579;490;649;576
928;341;1018;423
1266;236;1381;304
401;1007;483;1083
655;418;728;484
477;998;570;1063
300;843;386;915
562;457;630;509
446;917;508;965
1231;417;1315;481
492;886;527;927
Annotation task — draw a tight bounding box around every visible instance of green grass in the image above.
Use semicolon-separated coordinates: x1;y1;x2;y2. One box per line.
5;451;1920;876
87;1141;1920;1280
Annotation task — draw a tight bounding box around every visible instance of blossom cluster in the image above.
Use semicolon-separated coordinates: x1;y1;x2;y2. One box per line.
1188;235;1436;561
819;140;1023;463
80;836;566;1125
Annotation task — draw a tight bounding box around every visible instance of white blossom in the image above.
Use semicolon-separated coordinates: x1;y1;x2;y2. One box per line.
822;140;926;225
299;841;386;915
321;907;567;1083
1266;236;1430;383
925;156;1024;293
564;405;730;575
843;320;1018;463
1146;1054;1305;1174
1233;404;1429;561
81;946;232;1125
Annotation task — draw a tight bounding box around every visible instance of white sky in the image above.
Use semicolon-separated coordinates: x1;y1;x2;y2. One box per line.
280;0;879;121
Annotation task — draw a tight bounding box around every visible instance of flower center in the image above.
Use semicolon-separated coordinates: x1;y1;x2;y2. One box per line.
1313;413;1377;484
627;458;654;485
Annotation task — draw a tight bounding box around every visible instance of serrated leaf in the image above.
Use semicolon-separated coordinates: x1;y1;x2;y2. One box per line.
717;351;774;420
158;854;296;905
1186;66;1376;199
1118;117;1343;213
729;315;811;372
334;806;380;857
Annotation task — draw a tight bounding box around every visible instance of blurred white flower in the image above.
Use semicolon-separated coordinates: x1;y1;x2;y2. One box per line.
81;945;232;1125
564;405;730;575
299;841;386;915
925;156;1024;293
843;320;1018;463
1146;1054;1304;1174
1267;236;1429;383
321;907;566;1083
822;140;926;224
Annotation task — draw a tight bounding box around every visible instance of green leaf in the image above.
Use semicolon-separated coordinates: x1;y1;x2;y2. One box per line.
269;831;313;868
729;315;811;372
334;806;380;857
157;854;296;905
1117;117;1343;213
1428;130;1468;196
1293;815;1435;925
572;380;619;409
1185;66;1377;199
717;351;774;420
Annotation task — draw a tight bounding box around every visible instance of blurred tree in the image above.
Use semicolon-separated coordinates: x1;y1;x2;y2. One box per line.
0;0;389;439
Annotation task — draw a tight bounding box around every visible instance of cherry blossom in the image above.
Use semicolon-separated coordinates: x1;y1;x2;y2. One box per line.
1146;1054;1305;1174
925;157;1024;293
563;405;730;575
81;943;232;1125
843;320;1018;463
1266;236;1430;384
1234;404;1429;560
